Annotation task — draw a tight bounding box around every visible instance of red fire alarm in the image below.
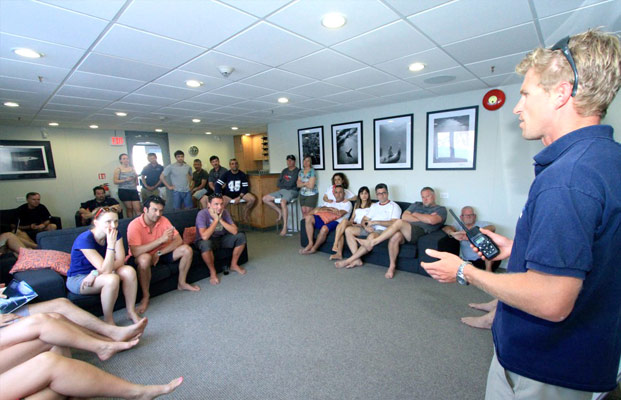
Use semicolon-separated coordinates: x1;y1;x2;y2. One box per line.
111;137;124;146
98;173;106;180
482;89;506;111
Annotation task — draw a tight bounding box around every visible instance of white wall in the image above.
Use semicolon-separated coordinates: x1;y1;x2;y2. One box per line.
268;83;621;240
0;126;233;227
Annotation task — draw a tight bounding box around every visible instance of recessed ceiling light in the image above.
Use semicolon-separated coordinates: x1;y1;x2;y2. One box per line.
89;124;99;129
231;126;239;130
185;79;203;88
13;48;43;59
48;122;59;127
322;13;346;29
155;129;163;132
3;101;19;107
244;133;251;136
205;131;212;135
277;97;289;104
115;112;127;117
408;62;426;72
192;118;201;123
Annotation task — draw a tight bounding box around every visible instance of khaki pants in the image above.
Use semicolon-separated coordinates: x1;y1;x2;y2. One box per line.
140;187;162;203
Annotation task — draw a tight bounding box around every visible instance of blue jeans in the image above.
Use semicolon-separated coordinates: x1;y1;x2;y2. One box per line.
172;191;192;210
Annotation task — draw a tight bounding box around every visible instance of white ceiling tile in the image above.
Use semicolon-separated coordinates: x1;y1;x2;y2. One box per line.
382;0;453;17
381;89;435;103
268;0;399;46
0;33;86;69
0;0;108;49
154;70;227;91
324;68;394;90
209;105;249;115
93;25;206;68
106;102;160;112
286;81;349;98
443;24;540;65
255;92;309;104
165;101;217;112
427;79;488;95
78;53;169;81
348;97;392;109
324;90;375;104
375;47;459;79
38;0;126;20
0;89;49;108
156;107;202;117
49;95;111;107
0;58;70;84
44;102;100;112
210;82;276;99
296;98;339;109
358;80;419;97
406;66;476;88
239;69;314;91
229;100;277;111
408;0;533;45
465;52;528;78
215;22;322;67
182;51;270;81
121;93;176;107
219;0;293;18
280;49;366;80
56;85;126;101
190;92;245;106
332;20;435;65
539;1;621;46
65;71;146;92
532;0;612;18
0;76;57;94
134;84;199;100
118;0;258;48
480;73;523;87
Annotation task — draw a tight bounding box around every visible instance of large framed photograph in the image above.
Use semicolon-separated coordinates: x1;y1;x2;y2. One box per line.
373;114;413;170
0;140;56;180
331;121;363;170
426;106;478;170
298;126;324;170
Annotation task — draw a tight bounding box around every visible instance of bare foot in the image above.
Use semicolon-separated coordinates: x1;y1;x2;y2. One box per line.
134;377;184;400
210;275;220;285
299;246;312;254
329;253;342;260
335;260;349;269
230;265;246;275
279;228;288;236
468;299;497;312
178;282;200;291
385;270;395;279
98;338;139;361
345;259;363;269
355;237;373;252
127;311;142;324
331;245;339;253
136;298;150;315
111;318;148;342
461;313;494;330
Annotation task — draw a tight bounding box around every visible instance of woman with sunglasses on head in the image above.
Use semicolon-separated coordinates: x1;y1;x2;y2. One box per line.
322;172;356;204
66;207;141;325
329;186;372;260
114;153;142;218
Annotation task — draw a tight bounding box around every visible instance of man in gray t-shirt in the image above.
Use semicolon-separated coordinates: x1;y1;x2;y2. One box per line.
161;150;192;210
356;187;446;279
262;154;300;236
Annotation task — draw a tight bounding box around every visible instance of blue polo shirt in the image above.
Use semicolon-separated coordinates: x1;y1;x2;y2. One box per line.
492;125;621;392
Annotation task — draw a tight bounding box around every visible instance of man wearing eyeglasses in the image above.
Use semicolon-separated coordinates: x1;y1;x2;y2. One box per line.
422;29;621;398
334;183;402;273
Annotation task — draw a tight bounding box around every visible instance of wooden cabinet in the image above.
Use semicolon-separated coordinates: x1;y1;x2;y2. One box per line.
234;133;268;171
246;174;279;229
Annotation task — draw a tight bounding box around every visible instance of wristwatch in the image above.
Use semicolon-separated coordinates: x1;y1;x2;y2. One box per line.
90;270;99;277
156;250;162;256
456;261;471;285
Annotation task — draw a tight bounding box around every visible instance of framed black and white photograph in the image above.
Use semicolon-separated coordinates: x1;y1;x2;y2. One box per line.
373;114;413;170
426;106;478;170
298;126;324;170
0;140;56;180
331;121;363;170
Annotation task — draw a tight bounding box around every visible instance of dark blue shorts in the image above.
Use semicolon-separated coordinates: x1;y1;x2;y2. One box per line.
313;215;339;231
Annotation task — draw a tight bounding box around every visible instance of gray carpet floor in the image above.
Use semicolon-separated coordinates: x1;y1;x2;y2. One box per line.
75;230;497;399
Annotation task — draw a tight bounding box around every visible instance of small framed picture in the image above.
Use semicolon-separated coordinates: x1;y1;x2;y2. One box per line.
426;106;478;170
298;126;324;170
373;114;413;170
0;140;57;180
331;121;363;170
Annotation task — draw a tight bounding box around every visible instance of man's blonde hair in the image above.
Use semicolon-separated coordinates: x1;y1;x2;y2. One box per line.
516;29;621;118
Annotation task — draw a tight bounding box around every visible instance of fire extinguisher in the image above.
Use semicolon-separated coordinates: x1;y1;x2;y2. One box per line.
102;183;111;197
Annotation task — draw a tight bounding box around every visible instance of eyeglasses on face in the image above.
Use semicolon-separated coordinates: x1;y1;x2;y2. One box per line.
550;36;578;97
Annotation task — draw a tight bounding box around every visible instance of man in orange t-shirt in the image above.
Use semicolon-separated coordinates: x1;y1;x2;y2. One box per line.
127;196;199;313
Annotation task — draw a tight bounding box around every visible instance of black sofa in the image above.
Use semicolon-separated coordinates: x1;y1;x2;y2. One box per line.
300;201;459;276
3;209;248;316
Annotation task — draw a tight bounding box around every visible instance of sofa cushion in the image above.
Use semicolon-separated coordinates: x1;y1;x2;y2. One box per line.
13;268;66;302
183;227;196;244
10;248;71;276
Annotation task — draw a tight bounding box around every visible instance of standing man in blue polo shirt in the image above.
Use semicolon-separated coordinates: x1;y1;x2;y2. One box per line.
422;29;621;399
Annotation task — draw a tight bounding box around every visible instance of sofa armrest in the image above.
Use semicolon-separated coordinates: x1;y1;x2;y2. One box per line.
417;229;460;264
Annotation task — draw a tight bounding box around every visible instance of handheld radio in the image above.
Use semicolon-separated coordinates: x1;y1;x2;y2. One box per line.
448;209;500;260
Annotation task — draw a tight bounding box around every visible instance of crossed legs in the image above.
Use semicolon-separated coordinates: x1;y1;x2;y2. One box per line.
329;220;352;260
334;227;377;269
262;195;289;236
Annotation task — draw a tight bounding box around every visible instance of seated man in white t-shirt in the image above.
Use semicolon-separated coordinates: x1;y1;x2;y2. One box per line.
300;185;352;255
335;183;402;271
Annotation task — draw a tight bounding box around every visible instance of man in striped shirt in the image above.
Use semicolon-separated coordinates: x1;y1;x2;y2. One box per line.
215;158;256;223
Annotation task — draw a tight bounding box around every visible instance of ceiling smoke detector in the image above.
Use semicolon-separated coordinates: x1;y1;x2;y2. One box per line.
218;65;234;78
